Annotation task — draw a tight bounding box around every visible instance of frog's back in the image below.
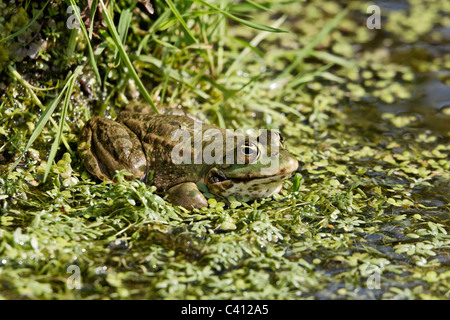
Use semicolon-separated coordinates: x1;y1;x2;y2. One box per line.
117;111;217;191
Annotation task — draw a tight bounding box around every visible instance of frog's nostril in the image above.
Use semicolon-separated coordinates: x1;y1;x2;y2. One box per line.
210;169;228;184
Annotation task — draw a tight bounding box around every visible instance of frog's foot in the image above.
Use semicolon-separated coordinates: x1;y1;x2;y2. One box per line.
79;117;148;182
166;182;208;210
78;125;111;182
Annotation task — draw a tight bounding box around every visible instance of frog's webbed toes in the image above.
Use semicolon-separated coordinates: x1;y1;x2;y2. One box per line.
166;182;208;210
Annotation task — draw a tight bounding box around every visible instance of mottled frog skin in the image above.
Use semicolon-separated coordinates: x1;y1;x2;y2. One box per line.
79;107;298;209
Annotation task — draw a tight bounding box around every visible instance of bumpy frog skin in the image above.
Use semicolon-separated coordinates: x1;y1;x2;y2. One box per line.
79;107;298;209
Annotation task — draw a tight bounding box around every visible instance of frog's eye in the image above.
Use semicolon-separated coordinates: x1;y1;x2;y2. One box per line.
238;141;260;164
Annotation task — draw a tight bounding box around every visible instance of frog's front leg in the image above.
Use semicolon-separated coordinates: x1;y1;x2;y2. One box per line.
166;182;208;210
79;117;148;181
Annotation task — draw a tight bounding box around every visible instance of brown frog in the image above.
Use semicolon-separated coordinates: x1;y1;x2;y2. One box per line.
79;107;298;209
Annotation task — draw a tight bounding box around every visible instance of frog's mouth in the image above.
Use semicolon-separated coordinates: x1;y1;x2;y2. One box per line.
205;168;294;199
207;168;287;184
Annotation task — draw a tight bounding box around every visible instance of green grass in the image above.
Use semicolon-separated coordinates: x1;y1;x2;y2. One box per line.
0;0;449;300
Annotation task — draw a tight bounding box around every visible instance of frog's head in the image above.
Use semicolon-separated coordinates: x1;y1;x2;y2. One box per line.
205;130;298;200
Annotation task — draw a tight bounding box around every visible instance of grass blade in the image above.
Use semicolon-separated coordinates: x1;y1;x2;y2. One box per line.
43;66;83;181
277;8;348;79
7;66;73;173
283;62;334;92
114;8;133;66
132;54;210;100
194;0;287;33
158;10;216;31
244;0;271;12
88;0;98;40
9;75;70;173
310;50;355;69
165;0;198;44
68;0;102;85
99;0;159;113
225;14;286;77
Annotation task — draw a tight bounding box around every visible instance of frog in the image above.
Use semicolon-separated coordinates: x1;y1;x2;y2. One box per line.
79;106;299;209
